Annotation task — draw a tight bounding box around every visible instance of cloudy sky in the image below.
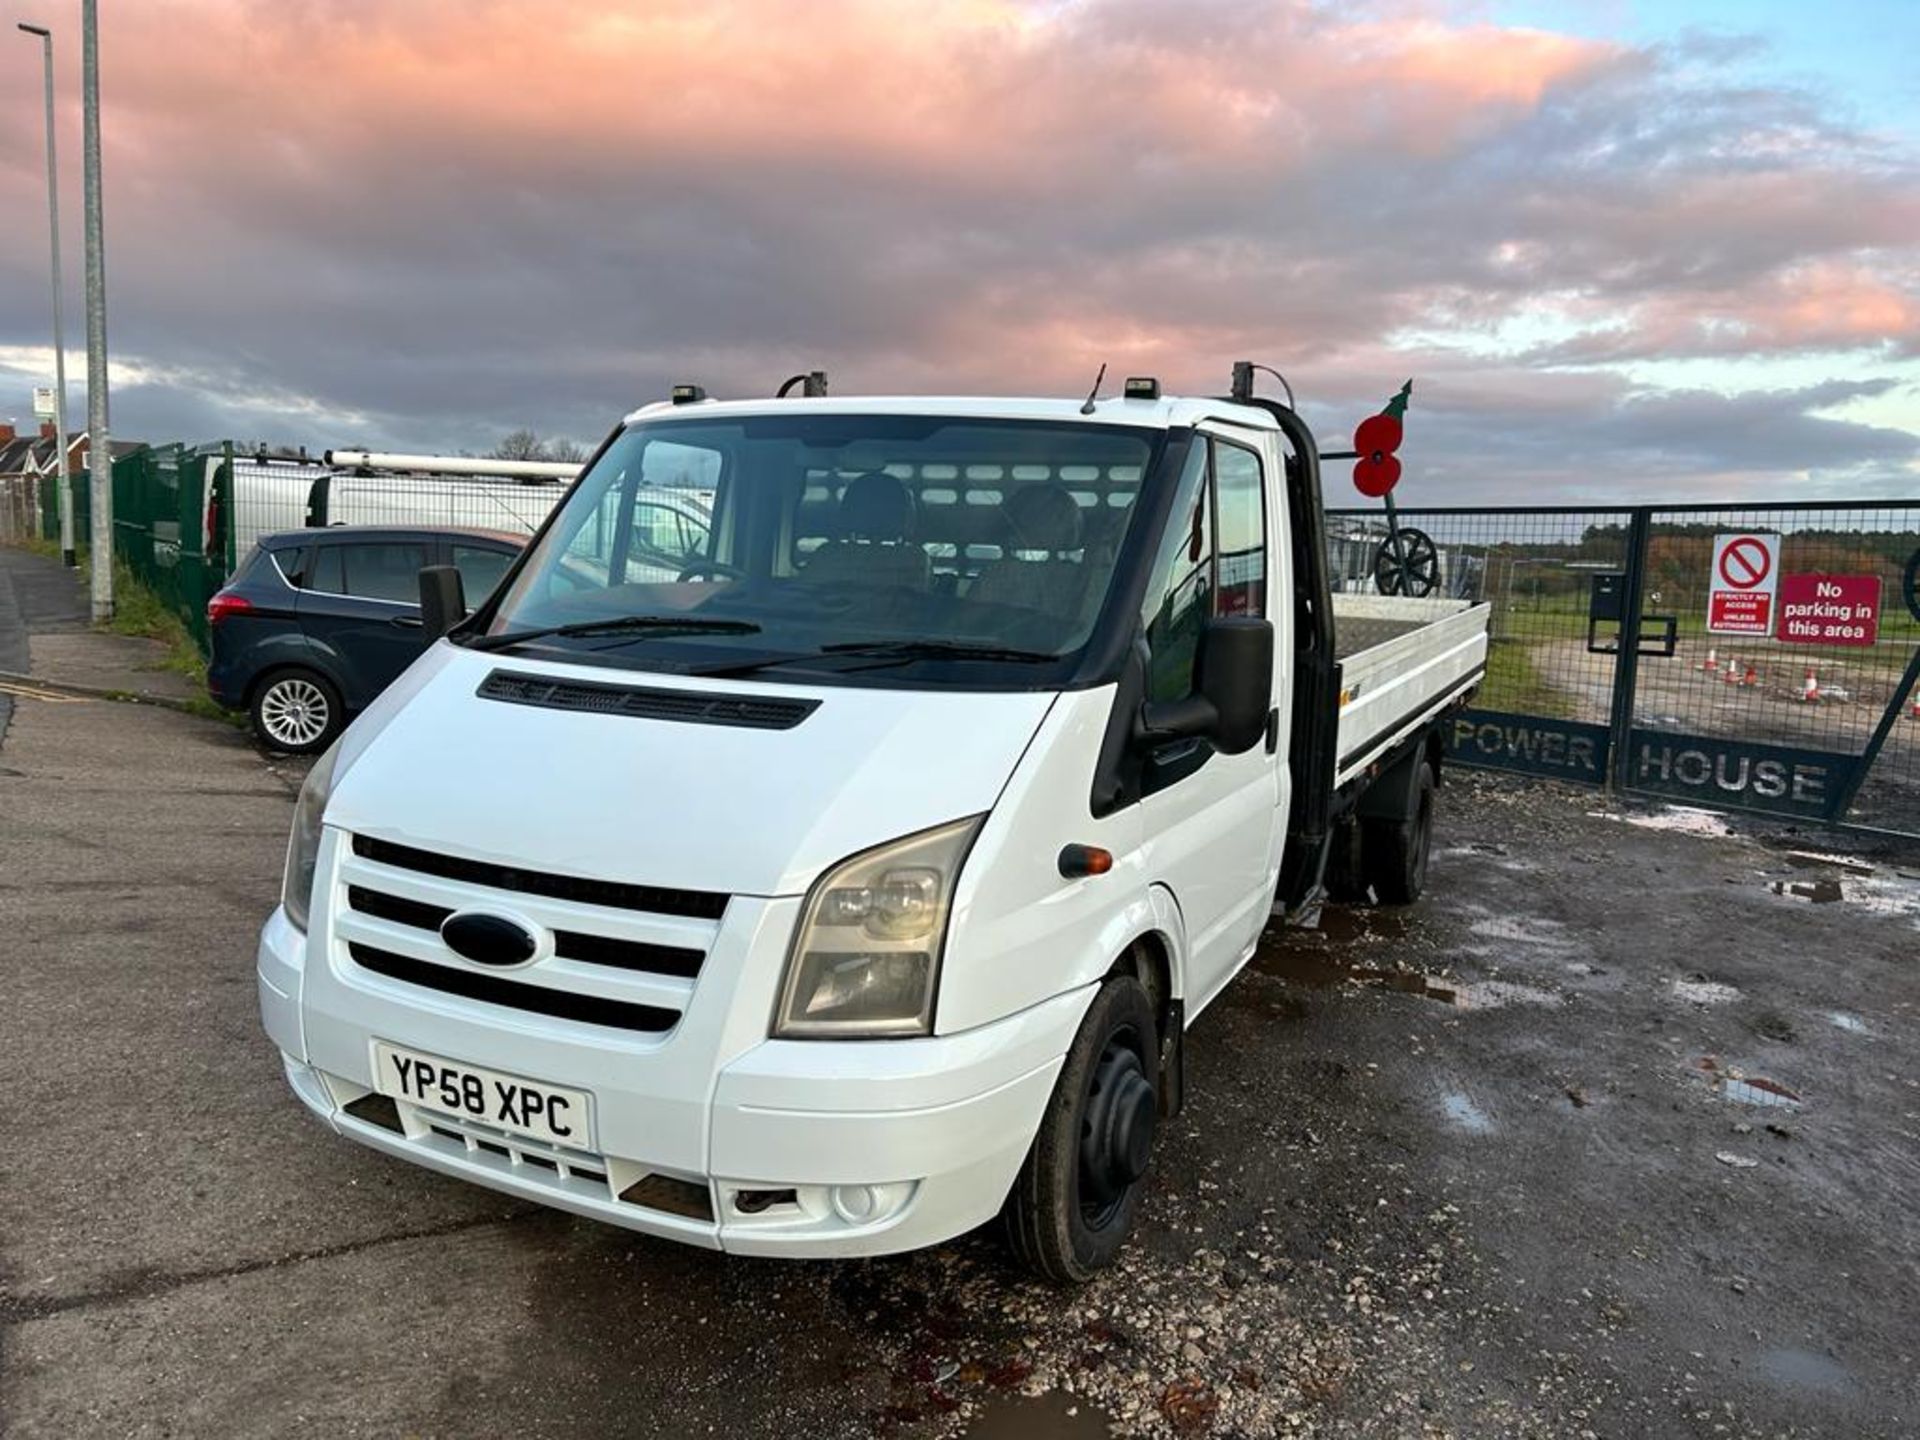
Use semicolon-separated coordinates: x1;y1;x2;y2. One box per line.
2;0;1916;502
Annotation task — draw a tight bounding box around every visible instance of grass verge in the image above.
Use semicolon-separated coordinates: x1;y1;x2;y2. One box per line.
1478;637;1575;719
100;561;239;725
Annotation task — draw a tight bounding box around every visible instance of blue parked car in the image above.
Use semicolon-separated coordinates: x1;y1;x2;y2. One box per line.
207;525;525;752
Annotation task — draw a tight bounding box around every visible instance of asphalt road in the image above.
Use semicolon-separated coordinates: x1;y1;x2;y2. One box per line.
2;690;1917;1438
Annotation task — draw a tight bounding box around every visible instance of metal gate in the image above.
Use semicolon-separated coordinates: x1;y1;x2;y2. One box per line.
1327;502;1920;840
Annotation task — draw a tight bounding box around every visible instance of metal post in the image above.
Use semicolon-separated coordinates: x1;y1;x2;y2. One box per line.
1606;508;1652;792
80;0;111;619
18;24;76;568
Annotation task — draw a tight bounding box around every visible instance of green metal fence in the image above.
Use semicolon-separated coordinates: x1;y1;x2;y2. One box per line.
46;443;236;654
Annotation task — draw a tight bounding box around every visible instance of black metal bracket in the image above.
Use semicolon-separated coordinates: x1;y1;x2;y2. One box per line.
1587;614;1677;657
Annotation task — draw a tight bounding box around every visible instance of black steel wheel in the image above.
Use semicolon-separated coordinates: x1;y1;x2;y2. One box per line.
1003;975;1159;1284
1365;760;1436;905
1373;527;1441;598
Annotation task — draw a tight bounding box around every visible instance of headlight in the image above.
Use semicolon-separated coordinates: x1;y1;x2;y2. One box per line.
774;816;983;1038
281;741;340;933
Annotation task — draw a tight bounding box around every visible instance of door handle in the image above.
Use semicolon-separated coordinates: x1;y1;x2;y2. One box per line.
391;614;423;629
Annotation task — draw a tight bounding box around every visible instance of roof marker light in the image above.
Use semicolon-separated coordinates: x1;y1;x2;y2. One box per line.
1123;377;1160;400
670;384;708;404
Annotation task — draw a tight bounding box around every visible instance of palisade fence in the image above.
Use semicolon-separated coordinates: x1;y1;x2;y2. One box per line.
1329;502;1920;840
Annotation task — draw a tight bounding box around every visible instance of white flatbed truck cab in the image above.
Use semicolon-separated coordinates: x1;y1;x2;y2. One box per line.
258;372;1488;1281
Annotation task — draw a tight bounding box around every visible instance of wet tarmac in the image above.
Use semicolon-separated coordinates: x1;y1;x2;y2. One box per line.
6;707;1920;1438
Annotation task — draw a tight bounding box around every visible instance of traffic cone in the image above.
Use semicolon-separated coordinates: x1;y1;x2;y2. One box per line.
1742;663;1759;687
1801;667;1821;704
1909;691;1920;720
1723;661;1741;687
1700;647;1719;673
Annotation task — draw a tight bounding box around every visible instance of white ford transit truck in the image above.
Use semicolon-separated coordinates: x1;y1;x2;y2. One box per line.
258;370;1488;1281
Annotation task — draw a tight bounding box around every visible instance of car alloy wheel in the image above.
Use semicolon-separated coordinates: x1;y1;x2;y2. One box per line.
258;675;333;749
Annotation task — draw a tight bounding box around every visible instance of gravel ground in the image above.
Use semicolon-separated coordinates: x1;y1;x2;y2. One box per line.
2;691;1917;1439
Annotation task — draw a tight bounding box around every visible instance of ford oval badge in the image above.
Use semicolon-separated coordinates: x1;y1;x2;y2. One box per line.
440;912;539;967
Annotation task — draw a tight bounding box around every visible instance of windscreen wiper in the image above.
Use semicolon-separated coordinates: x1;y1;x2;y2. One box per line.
464;615;762;653
695;638;1058;677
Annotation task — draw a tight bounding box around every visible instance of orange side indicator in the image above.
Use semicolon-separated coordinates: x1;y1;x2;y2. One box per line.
1058;844;1114;879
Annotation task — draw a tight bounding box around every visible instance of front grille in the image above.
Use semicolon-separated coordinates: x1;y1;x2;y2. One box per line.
478;670;819;732
351;834;727;920
346;886;705;980
349;943;680;1033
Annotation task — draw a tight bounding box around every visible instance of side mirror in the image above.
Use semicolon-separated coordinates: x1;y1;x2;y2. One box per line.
418;565;466;641
1138;616;1274;755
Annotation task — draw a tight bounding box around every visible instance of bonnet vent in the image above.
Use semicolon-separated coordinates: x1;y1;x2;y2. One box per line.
477;671;817;731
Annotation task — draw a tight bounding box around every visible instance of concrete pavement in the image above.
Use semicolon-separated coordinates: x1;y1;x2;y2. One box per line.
0;544;200;705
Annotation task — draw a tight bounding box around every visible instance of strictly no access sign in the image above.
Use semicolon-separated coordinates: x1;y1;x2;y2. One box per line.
1707;532;1780;636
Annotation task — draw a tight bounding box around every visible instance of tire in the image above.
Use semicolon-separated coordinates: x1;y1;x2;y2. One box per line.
1003;975;1160;1284
1365;760;1436;905
250;668;344;754
1323;818;1370;903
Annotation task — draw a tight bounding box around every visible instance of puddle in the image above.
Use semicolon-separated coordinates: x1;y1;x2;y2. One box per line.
1757;1348;1855;1397
1256;943;1562;1011
1829;1011;1867;1034
1297;905;1419;946
963;1391;1114;1438
1671;977;1740;1005
1723;1076;1802;1108
1694;1056;1803;1109
1828;872;1920;926
1590;805;1732;838
1256;945;1460;1004
1439;1091;1494;1134
1783;850;1876;876
1771;878;1844;903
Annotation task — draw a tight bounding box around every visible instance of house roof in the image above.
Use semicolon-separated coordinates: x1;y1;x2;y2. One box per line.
0;436;38;475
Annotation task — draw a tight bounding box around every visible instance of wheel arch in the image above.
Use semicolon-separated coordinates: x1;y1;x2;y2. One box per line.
247;655;347;709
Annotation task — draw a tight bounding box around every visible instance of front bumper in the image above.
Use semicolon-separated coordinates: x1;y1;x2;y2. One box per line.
258;910;1090;1257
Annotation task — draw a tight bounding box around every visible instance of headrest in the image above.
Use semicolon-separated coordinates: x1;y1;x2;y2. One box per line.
837;471;916;542
1003;483;1082;553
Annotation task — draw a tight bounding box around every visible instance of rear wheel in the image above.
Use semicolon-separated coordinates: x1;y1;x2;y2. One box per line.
1323;818;1370;903
1003;975;1159;1284
1365;760;1436;904
251;668;343;754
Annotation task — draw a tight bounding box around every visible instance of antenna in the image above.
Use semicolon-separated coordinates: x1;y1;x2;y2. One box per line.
1078;363;1108;416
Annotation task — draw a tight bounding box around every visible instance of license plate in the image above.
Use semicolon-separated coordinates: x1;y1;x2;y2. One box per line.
373;1042;594;1150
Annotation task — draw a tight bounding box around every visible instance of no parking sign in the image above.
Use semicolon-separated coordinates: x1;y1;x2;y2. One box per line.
1707;532;1780;636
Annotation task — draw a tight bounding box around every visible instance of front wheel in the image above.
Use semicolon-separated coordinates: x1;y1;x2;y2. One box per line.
250;668;344;754
1003;975;1159;1284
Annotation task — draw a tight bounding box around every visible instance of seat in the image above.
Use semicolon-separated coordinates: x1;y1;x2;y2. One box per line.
797;471;931;592
969;484;1088;620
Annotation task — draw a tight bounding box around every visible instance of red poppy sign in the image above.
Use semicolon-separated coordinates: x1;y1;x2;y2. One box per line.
1353;381;1412;498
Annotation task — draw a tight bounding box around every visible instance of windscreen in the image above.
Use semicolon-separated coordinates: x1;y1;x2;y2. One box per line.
480;413;1163;686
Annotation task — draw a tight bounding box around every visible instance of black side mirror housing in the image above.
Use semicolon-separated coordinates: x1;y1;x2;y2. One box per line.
1138;616;1274;755
419;565;467;642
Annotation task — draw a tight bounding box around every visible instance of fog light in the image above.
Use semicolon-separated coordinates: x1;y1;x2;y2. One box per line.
831;1184;879;1224
830;1182;912;1227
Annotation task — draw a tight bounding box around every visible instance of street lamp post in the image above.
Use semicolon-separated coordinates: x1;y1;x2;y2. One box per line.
80;0;111;620
17;21;76;568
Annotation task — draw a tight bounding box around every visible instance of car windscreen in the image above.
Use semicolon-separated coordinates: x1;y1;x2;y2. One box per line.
477;414;1164;687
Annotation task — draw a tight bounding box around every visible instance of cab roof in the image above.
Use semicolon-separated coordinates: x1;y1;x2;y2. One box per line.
620;393;1282;432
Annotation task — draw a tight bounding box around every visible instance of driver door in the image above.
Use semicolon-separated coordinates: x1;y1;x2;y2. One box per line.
1136;433;1283;1014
